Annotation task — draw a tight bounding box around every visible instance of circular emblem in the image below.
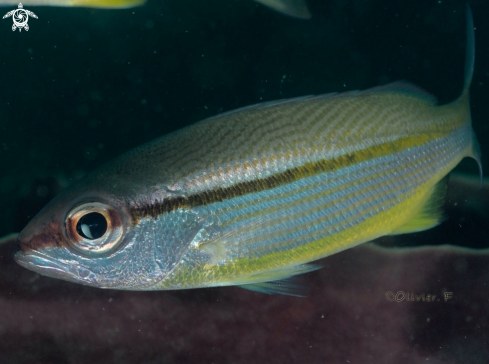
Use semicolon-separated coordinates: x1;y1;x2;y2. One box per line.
12;9;28;29
2;3;38;32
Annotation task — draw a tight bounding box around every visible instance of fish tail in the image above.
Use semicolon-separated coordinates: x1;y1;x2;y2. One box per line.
72;0;146;8
459;4;482;184
392;5;481;236
462;3;475;98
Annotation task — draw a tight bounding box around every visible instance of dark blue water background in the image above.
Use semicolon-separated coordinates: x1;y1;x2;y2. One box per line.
0;0;488;363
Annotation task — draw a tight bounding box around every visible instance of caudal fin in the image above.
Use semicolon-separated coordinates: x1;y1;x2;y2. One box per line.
462;3;475;97
460;4;482;184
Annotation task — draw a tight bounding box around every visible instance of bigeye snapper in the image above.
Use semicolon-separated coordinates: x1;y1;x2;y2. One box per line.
0;0;311;18
15;6;481;295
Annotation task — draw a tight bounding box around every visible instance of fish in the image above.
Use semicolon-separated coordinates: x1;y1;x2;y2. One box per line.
14;5;481;295
0;0;146;8
0;0;311;18
254;0;310;19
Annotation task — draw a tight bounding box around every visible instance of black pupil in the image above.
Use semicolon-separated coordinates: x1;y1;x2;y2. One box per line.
76;212;108;240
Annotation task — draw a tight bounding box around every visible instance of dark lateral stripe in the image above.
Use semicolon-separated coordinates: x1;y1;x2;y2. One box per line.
129;133;440;221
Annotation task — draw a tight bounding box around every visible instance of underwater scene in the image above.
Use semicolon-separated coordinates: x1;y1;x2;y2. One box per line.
0;0;488;363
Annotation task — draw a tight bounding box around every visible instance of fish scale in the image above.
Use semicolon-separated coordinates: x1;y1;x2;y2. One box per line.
191;129;468;260
141;90;457;196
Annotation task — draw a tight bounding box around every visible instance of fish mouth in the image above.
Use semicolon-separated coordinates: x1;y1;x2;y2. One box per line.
14;249;95;286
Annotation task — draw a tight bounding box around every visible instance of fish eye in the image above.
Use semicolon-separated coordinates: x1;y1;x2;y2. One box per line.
65;202;123;256
76;212;108;240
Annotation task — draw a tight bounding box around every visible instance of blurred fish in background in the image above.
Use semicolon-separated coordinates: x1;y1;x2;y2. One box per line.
254;0;310;18
0;0;311;18
0;0;146;8
0;233;17;246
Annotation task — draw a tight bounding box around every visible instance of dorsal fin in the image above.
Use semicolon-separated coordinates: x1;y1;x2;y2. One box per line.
363;81;438;105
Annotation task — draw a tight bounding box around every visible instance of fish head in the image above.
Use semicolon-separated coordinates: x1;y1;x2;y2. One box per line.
14;173;197;290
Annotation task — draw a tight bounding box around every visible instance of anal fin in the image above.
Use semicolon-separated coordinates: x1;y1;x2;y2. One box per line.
235;263;321;296
390;176;449;235
239;278;309;297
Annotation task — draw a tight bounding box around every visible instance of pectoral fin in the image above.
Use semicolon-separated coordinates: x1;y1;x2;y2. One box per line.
254;0;311;19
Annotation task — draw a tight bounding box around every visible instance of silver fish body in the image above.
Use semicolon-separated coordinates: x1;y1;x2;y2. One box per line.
14;6;481;294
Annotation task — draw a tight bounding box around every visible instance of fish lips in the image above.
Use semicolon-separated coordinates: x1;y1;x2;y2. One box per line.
14;247;99;287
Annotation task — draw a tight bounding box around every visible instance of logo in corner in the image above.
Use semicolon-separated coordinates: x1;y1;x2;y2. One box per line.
3;3;38;32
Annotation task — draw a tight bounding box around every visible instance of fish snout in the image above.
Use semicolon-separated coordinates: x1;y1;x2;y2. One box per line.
15;220;80;283
17;221;65;253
